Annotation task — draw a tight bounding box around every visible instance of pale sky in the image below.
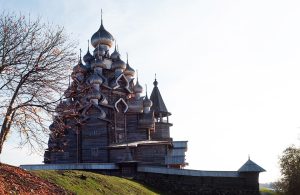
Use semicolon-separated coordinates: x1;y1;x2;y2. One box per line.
1;0;300;183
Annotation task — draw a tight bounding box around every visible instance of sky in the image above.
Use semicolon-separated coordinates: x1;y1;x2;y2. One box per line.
1;0;300;183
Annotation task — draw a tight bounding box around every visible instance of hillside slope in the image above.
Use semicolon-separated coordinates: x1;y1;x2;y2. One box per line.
33;170;159;195
1;163;158;195
0;163;274;195
0;163;68;194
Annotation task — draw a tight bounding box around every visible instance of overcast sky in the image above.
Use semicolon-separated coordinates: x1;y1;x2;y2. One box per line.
1;0;300;183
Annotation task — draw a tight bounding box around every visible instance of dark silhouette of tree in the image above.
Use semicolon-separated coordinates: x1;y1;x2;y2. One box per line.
0;12;77;156
275;145;300;195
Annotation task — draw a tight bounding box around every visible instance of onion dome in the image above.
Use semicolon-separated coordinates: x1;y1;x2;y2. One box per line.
110;45;120;61
143;85;152;107
111;57;126;70
83;51;94;65
124;54;135;77
143;95;153;107
133;78;143;93
91;15;114;48
73;62;87;74
73;63;87;76
91;58;106;69
73;51;87;74
49;123;55;131
83;40;95;64
88;89;101;100
89;73;103;85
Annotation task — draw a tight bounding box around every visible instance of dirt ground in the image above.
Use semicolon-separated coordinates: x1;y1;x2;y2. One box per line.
0;163;68;195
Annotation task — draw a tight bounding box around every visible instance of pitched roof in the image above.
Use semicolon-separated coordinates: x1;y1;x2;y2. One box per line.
150;78;171;117
238;159;266;172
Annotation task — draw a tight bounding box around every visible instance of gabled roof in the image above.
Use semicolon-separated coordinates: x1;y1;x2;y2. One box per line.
238;159;266;172
150;78;171;117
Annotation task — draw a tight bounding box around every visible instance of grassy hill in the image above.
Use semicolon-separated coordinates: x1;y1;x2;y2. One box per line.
0;163;158;195
35;170;277;195
33;170;159;195
0;163;278;195
260;187;278;195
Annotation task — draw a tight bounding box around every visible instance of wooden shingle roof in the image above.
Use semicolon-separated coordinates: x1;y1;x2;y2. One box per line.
150;78;171;117
238;159;266;172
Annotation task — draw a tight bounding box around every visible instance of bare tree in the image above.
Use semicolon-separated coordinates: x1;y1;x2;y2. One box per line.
0;12;77;156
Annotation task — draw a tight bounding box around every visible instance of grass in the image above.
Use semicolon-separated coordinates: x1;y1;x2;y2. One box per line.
33;170;275;195
33;170;159;195
260;187;278;195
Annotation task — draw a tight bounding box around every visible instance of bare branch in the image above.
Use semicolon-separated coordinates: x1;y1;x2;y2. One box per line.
0;11;77;155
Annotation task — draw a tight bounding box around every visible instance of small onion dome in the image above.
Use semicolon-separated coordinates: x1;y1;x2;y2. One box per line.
143;96;153;107
91;58;106;69
91;22;114;48
124;62;135;77
110;45;120;61
49;123;55;131
111;57;126;70
83;50;94;64
73;60;87;74
88;89;101;100
89;73;103;85
133;79;143;93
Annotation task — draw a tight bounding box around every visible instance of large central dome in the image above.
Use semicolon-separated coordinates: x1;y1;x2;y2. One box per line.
91;19;114;48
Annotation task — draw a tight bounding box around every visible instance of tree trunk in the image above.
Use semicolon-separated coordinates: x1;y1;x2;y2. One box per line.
0;77;25;155
0;110;13;154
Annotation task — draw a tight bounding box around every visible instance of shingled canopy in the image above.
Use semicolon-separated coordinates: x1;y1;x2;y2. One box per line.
238;159;266;172
150;78;171;117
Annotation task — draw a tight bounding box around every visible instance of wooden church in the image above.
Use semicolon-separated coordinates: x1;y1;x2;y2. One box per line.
44;16;187;168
